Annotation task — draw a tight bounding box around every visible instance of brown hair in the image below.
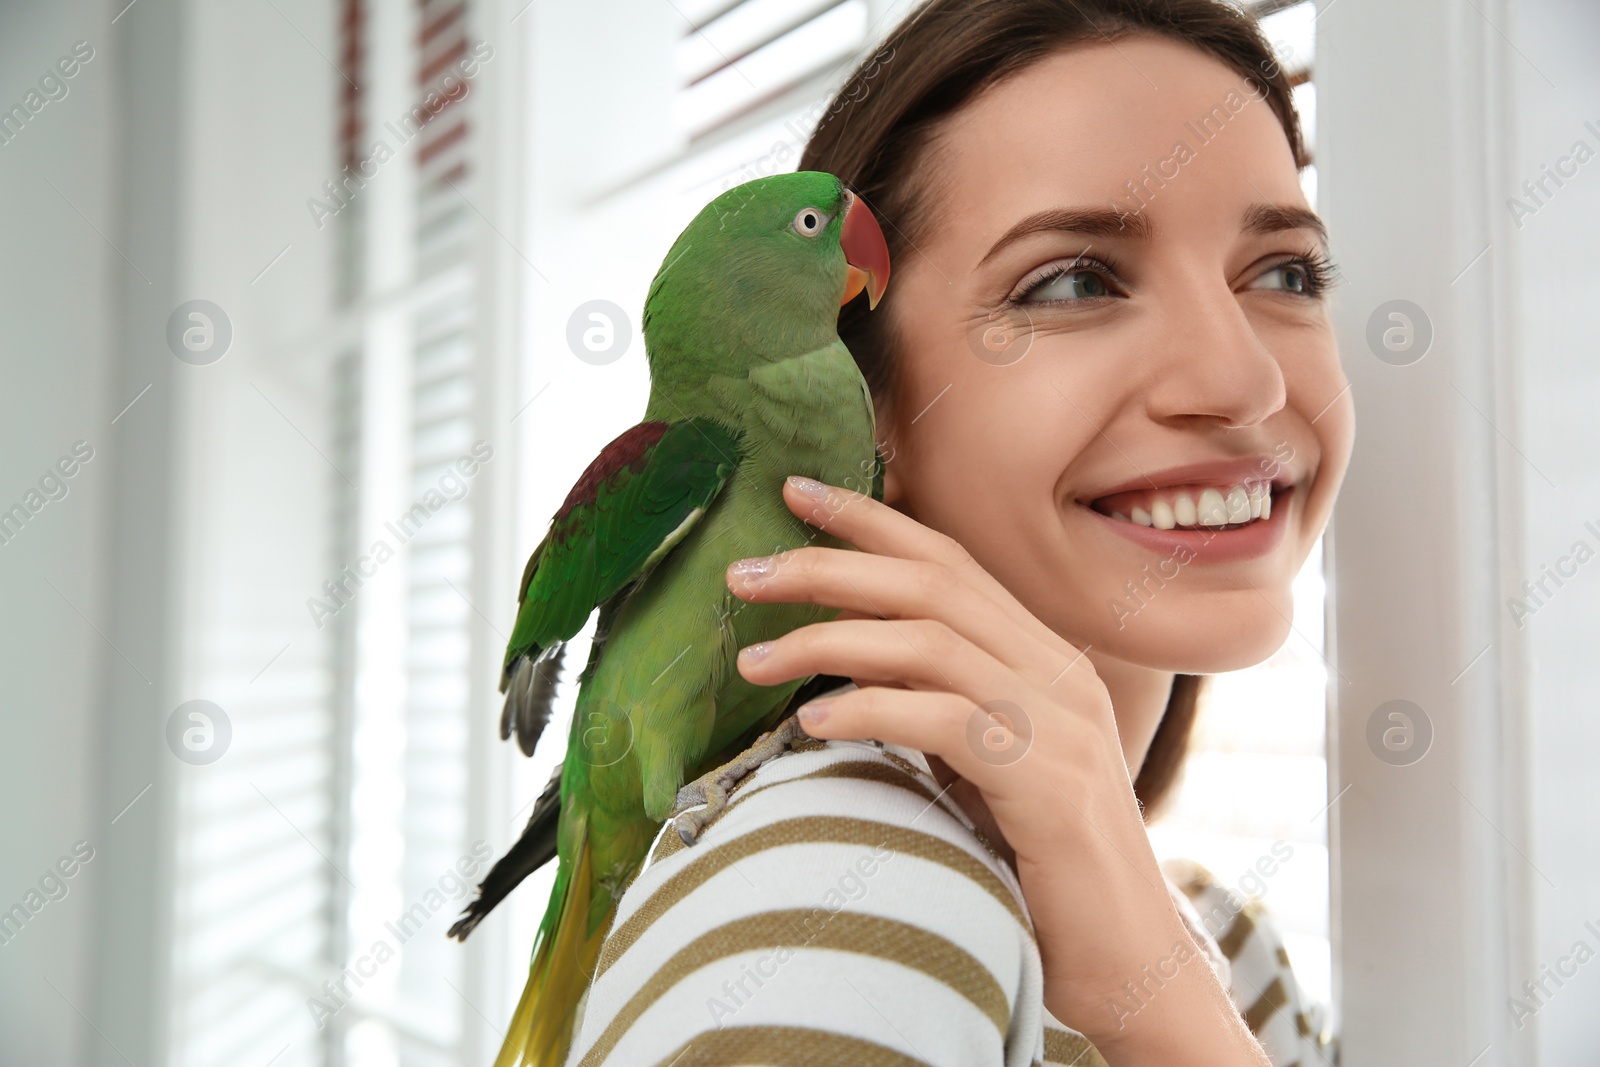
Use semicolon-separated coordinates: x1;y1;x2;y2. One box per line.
800;0;1308;818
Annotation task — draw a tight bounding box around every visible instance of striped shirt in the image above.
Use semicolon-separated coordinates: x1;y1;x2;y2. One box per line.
563;720;1338;1066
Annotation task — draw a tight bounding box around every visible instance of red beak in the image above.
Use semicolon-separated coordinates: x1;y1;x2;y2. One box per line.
839;189;890;310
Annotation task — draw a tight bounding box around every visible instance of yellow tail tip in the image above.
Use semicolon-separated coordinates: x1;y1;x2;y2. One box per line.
494;828;612;1067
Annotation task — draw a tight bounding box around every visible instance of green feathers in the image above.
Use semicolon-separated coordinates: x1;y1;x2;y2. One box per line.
460;171;888;1067
498;419;742;756
642;171;862;404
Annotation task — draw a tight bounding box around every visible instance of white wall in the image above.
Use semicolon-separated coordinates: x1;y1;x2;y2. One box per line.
1;1;345;1064
0;3;117;1065
1321;0;1600;1062
1504;1;1600;1061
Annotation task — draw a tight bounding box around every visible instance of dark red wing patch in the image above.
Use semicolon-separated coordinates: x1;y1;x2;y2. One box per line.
553;422;671;525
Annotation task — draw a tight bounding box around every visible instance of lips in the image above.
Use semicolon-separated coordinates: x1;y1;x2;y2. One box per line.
1073;455;1299;563
1077;456;1295;510
1094;480;1276;528
1083;484;1290;563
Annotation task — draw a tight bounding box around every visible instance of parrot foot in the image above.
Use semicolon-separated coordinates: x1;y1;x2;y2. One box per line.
672;715;807;846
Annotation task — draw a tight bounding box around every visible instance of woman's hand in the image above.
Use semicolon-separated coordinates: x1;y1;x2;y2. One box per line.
724;475;1270;1066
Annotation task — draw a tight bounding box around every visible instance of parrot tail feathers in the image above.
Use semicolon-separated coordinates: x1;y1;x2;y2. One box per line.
500;643;566;757
447;761;563;942
494;819;610;1067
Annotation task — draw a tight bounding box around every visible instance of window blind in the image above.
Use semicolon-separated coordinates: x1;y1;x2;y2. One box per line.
672;0;869;140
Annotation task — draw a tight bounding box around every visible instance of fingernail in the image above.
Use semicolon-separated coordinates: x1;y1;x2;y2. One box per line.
797;699;830;726
739;642;774;661
787;475;830;499
728;556;775;579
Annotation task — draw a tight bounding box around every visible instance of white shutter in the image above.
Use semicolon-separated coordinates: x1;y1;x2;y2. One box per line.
151;0;504;1063
369;1;485;1061
215;2;496;1064
673;0;870;140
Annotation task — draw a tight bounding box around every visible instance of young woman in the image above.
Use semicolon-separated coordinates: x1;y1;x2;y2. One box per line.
562;0;1353;1064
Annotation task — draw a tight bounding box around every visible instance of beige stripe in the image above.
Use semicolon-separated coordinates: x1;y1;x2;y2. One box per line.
1043;1027;1110;1066
597;815;1032;980
649;758;951;867
696;758;953;838
650;1024;934;1067
872;751;1018;868
1242;974;1288;1033
1171;862;1221;900
1043;1023;1107;1067
578;909;1008;1067
879;748;932;782
651;823;688;864
1216;904;1258;960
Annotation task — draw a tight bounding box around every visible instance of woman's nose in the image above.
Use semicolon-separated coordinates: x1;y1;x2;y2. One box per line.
1142;280;1288;430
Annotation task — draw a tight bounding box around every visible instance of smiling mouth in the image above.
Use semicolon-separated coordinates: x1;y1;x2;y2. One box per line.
1083;477;1289;531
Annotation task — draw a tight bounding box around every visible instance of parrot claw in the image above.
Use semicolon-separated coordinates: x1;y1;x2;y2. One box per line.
671;715;808;846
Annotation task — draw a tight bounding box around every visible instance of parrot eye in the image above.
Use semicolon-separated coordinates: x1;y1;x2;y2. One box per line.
791;207;828;237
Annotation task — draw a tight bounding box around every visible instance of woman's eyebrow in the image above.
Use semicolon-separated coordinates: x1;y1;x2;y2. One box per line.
977;202;1330;268
978;207;1151;268
1242;202;1330;248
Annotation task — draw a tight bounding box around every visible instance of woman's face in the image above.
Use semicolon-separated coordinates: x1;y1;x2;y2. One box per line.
880;34;1354;674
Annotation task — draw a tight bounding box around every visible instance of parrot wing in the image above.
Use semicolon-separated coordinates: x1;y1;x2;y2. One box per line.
498;417;743;758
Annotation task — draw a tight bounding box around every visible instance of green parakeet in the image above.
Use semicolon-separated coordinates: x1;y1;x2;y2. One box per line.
448;170;891;1067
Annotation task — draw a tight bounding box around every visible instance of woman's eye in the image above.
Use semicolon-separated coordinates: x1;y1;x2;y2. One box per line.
1018;267;1113;304
1252;262;1310;293
791;207;827;237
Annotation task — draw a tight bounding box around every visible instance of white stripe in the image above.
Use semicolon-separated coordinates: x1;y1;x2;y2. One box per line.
591;837;1035;1019
595;949;1006;1067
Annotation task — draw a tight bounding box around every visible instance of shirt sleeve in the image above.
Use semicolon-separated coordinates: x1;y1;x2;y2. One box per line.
1165;858;1340;1067
562;737;1052;1067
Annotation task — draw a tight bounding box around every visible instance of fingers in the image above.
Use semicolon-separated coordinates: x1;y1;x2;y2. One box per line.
782;475;971;568
791;684;1045;800
779;476;1077;658
728;544;1064;683
738;616;1026;708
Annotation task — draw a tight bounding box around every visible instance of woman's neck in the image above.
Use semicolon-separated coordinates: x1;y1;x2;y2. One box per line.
923;656;1177;870
1091;651;1181;777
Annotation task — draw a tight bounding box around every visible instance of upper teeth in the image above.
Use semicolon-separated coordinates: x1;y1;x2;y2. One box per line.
1111;482;1273;529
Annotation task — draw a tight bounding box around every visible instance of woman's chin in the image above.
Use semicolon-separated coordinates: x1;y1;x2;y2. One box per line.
1087;595;1296;675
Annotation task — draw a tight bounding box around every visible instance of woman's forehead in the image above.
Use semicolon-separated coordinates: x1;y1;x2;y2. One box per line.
925;36;1305;244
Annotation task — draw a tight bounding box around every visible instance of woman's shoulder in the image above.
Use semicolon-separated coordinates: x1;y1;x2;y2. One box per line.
565;733;1088;1067
641;733;1024;905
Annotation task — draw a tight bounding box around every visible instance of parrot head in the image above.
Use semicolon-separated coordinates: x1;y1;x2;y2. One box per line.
640;170;891;380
